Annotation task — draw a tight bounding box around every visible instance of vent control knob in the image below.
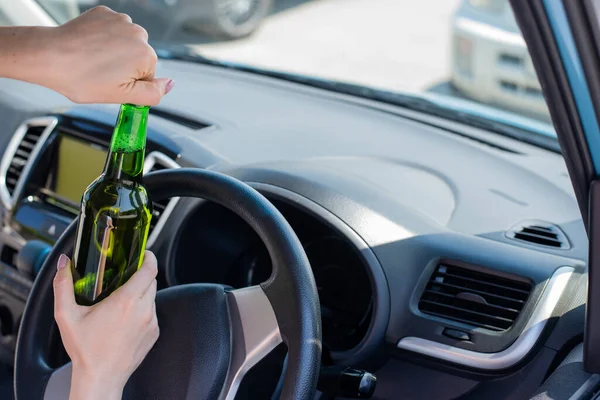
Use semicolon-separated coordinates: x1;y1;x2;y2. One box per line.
17;240;51;279
443;328;470;341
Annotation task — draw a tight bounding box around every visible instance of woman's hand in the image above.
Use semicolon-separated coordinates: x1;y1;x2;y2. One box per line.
0;6;173;105
46;6;174;105
53;251;160;400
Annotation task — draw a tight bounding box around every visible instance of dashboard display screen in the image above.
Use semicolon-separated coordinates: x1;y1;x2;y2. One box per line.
53;135;106;204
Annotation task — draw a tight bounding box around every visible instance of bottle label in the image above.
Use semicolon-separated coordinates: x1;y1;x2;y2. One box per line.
93;214;114;300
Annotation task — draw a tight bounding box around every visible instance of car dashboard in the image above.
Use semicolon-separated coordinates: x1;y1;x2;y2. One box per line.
0;59;590;400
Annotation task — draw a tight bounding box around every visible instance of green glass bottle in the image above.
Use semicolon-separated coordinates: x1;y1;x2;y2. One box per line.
72;104;153;306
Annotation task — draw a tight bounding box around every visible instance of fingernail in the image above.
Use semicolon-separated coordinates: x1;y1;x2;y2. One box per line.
57;254;68;271
165;79;175;95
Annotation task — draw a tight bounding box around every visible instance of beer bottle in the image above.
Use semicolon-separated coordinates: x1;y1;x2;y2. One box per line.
72;104;153;305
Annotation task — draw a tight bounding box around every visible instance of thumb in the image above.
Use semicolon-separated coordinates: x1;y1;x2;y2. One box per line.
53;254;76;314
124;78;174;106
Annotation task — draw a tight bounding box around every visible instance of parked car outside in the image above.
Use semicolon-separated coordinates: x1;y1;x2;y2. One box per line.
450;0;550;121
36;0;273;39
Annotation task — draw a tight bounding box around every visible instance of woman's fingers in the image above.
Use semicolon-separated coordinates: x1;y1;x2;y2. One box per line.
113;251;158;301
53;254;77;322
140;278;157;303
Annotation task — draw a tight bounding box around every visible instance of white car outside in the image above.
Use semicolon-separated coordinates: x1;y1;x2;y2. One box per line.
451;0;550;120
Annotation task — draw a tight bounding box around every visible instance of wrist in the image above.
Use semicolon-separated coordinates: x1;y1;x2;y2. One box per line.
70;367;125;400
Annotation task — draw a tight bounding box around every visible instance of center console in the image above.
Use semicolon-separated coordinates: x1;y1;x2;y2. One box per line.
0;111;182;364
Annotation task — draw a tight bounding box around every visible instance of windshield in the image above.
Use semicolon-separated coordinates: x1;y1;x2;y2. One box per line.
24;0;554;140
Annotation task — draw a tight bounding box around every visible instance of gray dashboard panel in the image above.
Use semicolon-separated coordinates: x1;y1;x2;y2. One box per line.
0;63;585;255
212;164;586;355
0;60;590;396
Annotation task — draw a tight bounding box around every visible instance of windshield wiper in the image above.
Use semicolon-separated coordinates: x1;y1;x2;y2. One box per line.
155;45;560;153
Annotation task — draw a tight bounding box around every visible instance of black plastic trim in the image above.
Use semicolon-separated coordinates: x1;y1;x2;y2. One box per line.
585;181;600;372
510;0;595;230
149;107;211;130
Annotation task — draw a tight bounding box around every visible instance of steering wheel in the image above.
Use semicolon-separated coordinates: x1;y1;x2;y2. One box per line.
14;169;322;400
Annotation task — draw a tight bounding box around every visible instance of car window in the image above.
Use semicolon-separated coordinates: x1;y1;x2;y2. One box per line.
0;9;10;26
8;0;554;139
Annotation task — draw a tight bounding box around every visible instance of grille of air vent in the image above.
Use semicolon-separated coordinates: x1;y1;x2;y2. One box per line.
506;220;570;249
144;152;179;246
5;125;46;195
419;264;533;332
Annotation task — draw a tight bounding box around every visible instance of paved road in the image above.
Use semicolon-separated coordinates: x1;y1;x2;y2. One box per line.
188;0;461;95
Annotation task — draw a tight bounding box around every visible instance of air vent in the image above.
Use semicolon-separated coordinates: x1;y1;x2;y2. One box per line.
143;152;180;247
149;107;209;130
506;220;570;249
419;264;533;332
0;118;57;209
5;125;44;195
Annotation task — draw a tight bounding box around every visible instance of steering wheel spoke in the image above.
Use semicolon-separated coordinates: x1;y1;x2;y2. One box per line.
44;363;72;400
43;286;283;400
219;286;282;400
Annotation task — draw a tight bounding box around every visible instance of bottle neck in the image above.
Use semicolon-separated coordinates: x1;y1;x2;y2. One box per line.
104;104;149;182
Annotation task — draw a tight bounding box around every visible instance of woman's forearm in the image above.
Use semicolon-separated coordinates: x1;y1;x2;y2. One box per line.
0;26;55;86
0;6;173;105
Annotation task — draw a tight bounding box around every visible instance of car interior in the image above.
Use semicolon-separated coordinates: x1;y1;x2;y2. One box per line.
3;0;600;399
